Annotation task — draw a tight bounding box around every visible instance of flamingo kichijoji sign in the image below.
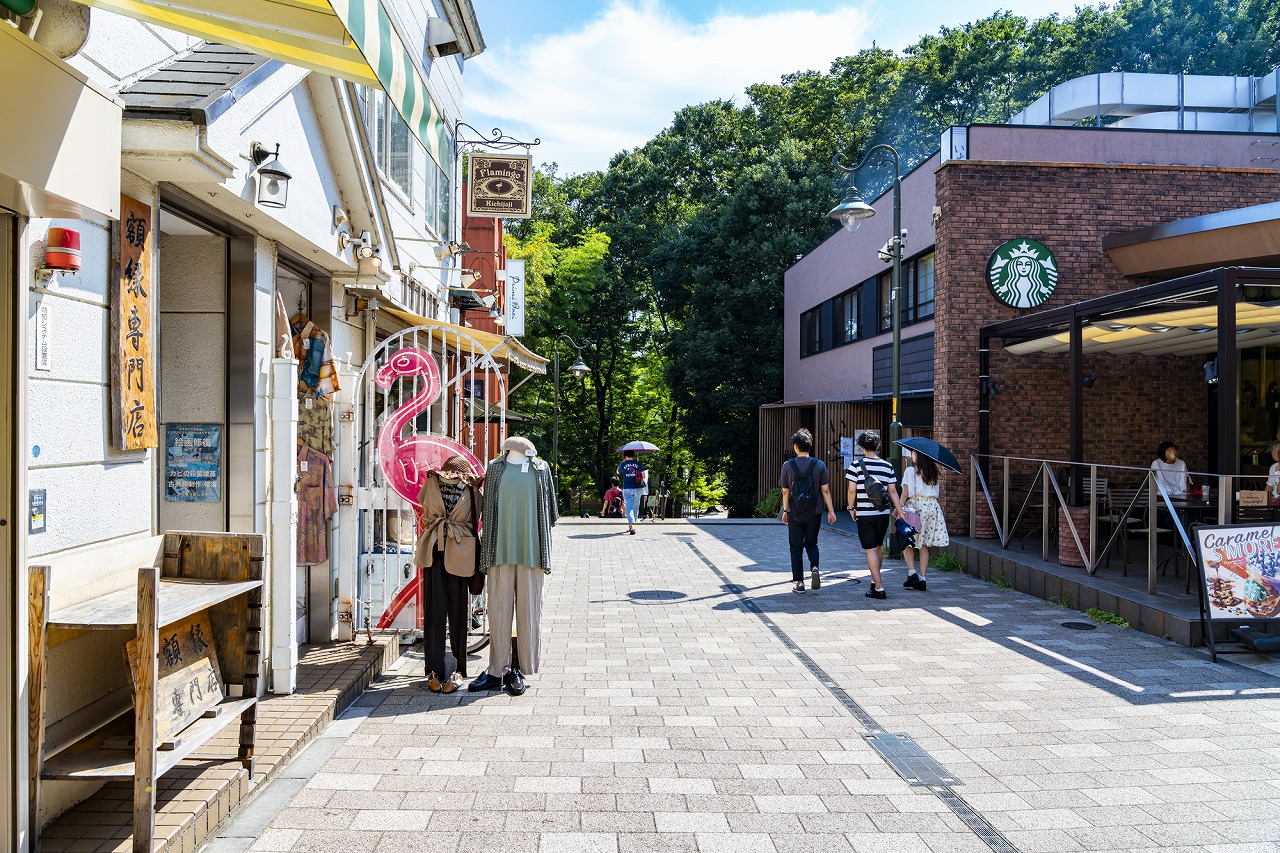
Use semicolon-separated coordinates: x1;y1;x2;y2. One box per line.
467;154;532;218
986;238;1058;310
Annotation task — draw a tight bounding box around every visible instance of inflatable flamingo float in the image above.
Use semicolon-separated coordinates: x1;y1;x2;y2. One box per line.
373;346;484;628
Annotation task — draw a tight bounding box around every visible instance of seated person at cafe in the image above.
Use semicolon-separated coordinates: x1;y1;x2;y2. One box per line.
1150;441;1192;499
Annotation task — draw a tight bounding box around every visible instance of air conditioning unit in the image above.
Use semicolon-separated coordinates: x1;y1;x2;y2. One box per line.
427;16;462;58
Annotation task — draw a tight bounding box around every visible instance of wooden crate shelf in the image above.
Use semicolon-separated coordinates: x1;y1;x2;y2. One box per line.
30;531;264;853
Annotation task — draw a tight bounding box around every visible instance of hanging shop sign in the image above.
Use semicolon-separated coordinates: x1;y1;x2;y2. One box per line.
110;194;158;450
504;258;526;336
986;239;1058;309
1195;522;1280;662
165;424;222;503
467;153;532;218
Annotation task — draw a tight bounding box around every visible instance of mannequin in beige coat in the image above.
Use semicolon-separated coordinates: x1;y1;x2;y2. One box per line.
414;456;482;693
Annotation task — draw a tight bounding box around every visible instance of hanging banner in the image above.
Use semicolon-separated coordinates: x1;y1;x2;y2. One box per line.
504;259;526;337
164;424;222;503
110;195;158;450
467;153;533;218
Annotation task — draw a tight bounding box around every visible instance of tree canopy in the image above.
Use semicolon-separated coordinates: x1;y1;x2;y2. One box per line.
503;0;1280;516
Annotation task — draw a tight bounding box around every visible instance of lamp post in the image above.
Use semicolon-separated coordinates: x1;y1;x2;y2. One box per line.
829;144;905;475
552;334;591;493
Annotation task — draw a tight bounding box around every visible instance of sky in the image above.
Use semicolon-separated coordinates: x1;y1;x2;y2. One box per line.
464;0;1098;175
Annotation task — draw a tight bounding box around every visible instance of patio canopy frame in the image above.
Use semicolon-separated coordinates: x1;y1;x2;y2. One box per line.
980;266;1280;507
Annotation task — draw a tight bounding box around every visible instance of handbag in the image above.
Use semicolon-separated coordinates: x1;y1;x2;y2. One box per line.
901;506;923;531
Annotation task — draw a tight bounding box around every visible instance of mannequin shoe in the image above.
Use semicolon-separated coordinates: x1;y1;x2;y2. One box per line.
503;670;527;696
468;672;504;692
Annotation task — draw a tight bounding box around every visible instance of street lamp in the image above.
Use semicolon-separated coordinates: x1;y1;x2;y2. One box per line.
830;144;905;475
552;334;591;491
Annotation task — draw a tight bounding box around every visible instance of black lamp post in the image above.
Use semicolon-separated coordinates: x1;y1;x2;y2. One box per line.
552;334;590;492
830;144;905;475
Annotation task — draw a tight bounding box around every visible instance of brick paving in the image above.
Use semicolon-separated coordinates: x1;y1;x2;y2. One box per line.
240;519;1280;853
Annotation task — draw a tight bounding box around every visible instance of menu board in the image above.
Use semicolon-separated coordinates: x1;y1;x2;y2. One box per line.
1195;523;1280;622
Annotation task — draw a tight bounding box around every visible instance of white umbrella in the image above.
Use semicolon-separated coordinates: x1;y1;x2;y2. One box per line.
616;440;660;454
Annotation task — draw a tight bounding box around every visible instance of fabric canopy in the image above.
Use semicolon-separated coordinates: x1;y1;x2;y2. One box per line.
381;306;549;374
71;0;450;167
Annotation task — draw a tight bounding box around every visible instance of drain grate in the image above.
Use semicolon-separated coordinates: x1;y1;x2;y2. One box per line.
865;733;960;786
1061;621;1098;631
932;785;1020;852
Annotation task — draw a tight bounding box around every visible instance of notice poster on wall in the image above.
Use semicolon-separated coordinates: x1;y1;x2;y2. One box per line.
165;424;222;503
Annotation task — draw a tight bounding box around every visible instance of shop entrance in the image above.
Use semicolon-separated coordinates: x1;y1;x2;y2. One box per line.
350;325;509;643
0;210;16;851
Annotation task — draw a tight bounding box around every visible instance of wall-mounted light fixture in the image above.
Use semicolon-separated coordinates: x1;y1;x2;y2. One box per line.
429;240;472;262
1204;359;1219;385
1082;372;1098;389
250;142;291;209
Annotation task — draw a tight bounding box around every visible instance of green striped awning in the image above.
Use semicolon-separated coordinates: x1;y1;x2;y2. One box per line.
71;0;449;166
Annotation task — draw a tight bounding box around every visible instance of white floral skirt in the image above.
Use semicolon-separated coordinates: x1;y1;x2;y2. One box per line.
906;495;949;548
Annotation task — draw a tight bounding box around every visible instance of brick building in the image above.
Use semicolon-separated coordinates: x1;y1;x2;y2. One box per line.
769;68;1280;530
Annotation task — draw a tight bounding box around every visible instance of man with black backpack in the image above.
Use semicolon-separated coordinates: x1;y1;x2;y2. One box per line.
845;430;900;600
779;429;836;594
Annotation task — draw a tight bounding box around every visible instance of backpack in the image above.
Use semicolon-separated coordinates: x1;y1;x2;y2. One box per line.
859;459;893;511
788;458;819;516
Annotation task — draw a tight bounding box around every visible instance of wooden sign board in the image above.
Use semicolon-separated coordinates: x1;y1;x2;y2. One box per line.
124;612;223;744
467;154;532;218
109;194;158;450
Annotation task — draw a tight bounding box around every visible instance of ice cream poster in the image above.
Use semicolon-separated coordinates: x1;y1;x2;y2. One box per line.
1196;524;1280;621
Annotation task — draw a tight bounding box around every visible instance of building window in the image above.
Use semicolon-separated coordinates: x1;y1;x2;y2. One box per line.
832;288;858;346
424;155;451;238
801;307;823;357
915;252;935;320
360;88;412;199
878;272;892;333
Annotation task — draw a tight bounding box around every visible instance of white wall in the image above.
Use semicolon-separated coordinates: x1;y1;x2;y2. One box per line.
65;10;198;90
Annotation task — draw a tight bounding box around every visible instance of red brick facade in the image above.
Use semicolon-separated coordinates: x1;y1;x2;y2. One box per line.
934;162;1280;528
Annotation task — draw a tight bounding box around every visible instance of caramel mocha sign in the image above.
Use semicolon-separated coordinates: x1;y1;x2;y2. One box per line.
468;154;532;218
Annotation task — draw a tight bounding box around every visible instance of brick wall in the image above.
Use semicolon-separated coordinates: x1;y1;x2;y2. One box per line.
934;162;1280;529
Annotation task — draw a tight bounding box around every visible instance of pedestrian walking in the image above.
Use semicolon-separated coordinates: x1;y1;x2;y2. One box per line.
617;449;647;535
845;430;900;599
779;429;836;593
897;449;948;592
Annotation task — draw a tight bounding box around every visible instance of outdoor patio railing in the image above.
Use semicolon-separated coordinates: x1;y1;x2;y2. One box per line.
967;454;1273;594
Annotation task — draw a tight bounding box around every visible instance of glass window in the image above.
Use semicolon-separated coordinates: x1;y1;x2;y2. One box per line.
878;272;892;333
916;252;935;319
801;307;822;357
360;87;412;199
424;159;438;233
437;164;450;237
387;108;411;195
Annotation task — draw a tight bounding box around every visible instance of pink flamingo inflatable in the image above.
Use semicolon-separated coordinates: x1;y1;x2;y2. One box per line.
373;347;484;628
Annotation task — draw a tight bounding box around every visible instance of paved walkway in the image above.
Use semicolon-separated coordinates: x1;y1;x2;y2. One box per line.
227;519;1280;853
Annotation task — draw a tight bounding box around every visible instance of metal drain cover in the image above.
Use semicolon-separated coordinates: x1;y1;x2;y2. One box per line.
1061;621;1098;631
864;732;960;786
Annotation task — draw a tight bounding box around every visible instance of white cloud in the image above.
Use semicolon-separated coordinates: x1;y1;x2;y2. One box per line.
466;1;873;175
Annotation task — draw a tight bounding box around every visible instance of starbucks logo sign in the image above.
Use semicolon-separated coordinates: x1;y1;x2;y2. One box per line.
986;239;1058;309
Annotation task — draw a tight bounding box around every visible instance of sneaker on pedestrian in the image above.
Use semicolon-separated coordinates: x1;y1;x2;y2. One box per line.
865;586;887;600
810;568;821;589
903;571;919;589
911;577;927;592
793;582;806;594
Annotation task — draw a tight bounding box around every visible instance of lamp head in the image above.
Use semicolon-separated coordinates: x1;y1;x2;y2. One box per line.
569;353;590;379
251;142;291;209
828;185;875;233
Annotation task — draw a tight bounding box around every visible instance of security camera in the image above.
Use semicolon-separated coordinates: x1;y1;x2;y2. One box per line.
877;240;893;263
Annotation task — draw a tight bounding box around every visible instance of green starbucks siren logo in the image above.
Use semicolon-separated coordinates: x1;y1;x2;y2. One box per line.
986;239;1058;309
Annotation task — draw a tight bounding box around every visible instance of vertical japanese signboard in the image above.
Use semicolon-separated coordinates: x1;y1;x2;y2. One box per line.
504;259;526;336
467;154;532;218
110;195;158;450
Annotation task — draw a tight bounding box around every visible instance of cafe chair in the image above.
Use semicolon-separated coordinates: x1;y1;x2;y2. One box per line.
1104;484;1168;576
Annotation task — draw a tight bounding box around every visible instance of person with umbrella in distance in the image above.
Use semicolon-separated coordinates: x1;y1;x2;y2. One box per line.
894;438;960;592
616;441;657;535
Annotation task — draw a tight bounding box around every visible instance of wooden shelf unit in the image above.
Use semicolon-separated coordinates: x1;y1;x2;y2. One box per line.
29;531;264;853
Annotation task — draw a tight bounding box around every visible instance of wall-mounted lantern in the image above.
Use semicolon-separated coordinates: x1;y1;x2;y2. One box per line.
250;142;292;209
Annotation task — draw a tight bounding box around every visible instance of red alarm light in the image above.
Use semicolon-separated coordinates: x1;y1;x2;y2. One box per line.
45;228;81;271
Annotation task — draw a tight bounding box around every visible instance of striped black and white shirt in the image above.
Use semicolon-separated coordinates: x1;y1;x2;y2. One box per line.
844;455;896;516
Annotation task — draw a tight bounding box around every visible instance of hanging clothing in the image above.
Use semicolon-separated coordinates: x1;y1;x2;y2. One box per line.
413;477;481;579
485;564;544;676
297;392;334;457
480;455;557;573
291;316;341;398
296;443;337;565
415;475;481;680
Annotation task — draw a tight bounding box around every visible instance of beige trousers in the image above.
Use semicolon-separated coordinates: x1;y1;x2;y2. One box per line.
485;564;545;676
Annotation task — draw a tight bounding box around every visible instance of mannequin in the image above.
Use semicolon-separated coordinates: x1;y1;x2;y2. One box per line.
470;436;558;697
414;455;482;694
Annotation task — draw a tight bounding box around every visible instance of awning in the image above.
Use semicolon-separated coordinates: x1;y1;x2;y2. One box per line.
381;306;549;374
69;0;450;167
1104;200;1280;277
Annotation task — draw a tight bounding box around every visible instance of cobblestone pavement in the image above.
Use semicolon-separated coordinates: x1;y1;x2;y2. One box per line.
239;519;1280;853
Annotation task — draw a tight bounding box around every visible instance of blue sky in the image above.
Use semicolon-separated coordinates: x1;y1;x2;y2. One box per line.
466;0;1097;174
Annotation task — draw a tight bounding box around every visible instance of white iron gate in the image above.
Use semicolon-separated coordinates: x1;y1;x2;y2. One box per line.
349;324;510;638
